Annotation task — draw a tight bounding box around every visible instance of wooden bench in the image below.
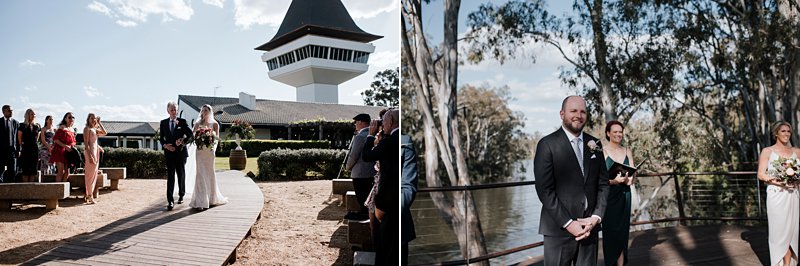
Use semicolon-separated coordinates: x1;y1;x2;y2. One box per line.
346;191;360;213
99;167;126;190
0;182;70;210
354;251;376;266
348;219;373;250
332;179;354;196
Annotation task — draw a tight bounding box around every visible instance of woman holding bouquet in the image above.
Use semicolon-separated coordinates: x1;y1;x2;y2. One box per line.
189;104;228;210
758;121;800;266
601;120;635;266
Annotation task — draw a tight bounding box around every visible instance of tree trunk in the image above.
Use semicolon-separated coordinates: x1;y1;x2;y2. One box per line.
586;0;618;122
402;0;489;263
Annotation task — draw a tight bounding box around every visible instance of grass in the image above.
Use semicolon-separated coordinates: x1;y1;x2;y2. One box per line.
215;156;260;175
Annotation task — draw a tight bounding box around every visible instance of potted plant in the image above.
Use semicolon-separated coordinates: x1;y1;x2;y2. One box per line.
227;120;255;170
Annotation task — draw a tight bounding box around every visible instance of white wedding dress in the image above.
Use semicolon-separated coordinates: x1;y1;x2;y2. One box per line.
188;122;228;209
767;151;799;266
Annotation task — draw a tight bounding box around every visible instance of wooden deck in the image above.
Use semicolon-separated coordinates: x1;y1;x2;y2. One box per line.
518;224;770;266
23;171;264;266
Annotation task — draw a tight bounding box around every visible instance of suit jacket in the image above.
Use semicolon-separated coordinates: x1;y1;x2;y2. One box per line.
159;118;193;158
363;129;399;215
534;128;609;236
0;117;20;158
401;135;417;242
346;127;377;178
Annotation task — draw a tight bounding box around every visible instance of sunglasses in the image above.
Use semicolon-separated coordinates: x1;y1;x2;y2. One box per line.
68;116;75;119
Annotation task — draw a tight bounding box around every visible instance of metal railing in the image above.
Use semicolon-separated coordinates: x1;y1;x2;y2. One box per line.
408;171;763;266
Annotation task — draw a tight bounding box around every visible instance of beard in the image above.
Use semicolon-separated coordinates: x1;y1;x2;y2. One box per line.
563;119;585;135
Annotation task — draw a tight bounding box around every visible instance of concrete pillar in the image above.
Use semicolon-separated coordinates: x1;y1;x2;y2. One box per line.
319;124;323;140
123;136;127;148
287;126;292;140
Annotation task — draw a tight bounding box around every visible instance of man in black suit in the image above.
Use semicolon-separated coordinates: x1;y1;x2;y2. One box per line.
363;109;399;266
0;105;20;183
534;96;609;266
159;102;193;210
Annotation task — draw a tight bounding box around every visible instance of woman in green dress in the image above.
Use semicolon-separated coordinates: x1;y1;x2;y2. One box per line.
602;120;635;266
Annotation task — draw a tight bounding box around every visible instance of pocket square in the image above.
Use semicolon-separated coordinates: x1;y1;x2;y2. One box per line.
591;154;597;159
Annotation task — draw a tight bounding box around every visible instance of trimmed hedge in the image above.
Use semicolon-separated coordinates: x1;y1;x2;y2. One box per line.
215;140;331;157
101;147;167;179
257;149;347;180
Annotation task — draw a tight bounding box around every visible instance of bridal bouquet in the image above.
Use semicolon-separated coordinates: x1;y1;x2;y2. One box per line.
194;127;219;150
767;156;800;184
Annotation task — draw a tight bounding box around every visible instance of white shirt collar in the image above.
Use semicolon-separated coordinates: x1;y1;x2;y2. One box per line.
391;128;399;135
562;125;582;142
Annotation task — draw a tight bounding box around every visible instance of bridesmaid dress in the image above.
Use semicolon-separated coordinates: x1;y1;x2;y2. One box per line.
767;151;799;266
602;154;631;266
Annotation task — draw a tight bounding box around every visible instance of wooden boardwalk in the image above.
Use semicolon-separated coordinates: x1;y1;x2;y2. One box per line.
519;224;770;265
23;171;264;266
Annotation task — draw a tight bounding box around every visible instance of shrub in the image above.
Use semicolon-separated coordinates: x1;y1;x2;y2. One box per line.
257;149;347;180
216;140;331;157
100;147;167;179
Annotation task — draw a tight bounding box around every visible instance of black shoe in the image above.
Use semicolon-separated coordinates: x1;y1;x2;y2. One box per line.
177;196;183;204
167;202;174;210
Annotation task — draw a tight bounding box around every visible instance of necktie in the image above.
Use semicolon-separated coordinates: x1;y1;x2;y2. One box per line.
573;137;584;177
170;119;175;134
7;119;11;146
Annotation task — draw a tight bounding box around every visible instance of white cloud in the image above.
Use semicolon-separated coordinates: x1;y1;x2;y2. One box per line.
24;86;37;91
82;104;163;122
233;0;290;29
88;0;194;27
87;1;113;17
18;59;44;68
20;101;75;120
342;0;398;19
116;20;138;27
232;0;396;30
84;86;103;98
369;51;399;69
203;0;224;8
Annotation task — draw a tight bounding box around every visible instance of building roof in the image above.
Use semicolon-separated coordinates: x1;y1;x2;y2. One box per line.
178;95;386;126
255;0;382;51
98;121;158;136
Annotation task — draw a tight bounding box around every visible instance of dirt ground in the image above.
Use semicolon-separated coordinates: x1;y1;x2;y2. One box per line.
235;180;353;265
0;179;165;265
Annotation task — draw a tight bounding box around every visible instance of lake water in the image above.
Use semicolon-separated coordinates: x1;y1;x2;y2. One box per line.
408;160;544;265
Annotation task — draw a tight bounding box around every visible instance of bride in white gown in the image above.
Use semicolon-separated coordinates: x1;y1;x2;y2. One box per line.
758;121;800;266
186;104;228;210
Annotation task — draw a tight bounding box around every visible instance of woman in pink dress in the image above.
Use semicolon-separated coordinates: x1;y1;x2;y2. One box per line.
50;112;76;183
83;113;107;204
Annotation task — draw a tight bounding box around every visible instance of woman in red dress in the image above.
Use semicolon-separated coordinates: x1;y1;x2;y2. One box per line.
50;112;76;182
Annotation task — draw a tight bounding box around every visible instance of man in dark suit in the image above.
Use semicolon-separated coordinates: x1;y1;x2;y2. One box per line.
401;134;417;266
159;102;193;210
0;105;20;183
363;109;399;266
534;96;609;266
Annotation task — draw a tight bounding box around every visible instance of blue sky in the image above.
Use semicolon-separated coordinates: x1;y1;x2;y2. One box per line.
0;0;399;124
421;1;580;135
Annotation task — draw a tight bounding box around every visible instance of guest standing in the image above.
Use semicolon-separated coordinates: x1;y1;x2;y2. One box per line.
757;121;800;266
345;113;376;221
83;113;107;204
17;109;40;182
601;120;635;266
50;112;76;183
38;115;55;174
363;109;399;266
1;105;20;183
401;134;418;266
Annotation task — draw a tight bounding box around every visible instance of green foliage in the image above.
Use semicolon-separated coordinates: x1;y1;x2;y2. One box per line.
402;83;530;184
362;68;398;107
100;147;166;179
256;149;347;180
215;140;331;157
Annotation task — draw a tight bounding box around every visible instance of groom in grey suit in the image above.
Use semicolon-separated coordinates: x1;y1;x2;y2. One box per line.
534;96;609;266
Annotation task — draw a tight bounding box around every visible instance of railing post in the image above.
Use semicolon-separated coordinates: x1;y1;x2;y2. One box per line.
673;174;687;226
464;190;469;265
756;174;763;218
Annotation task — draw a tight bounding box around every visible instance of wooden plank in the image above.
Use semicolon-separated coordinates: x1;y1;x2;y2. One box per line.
25;171;263;266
